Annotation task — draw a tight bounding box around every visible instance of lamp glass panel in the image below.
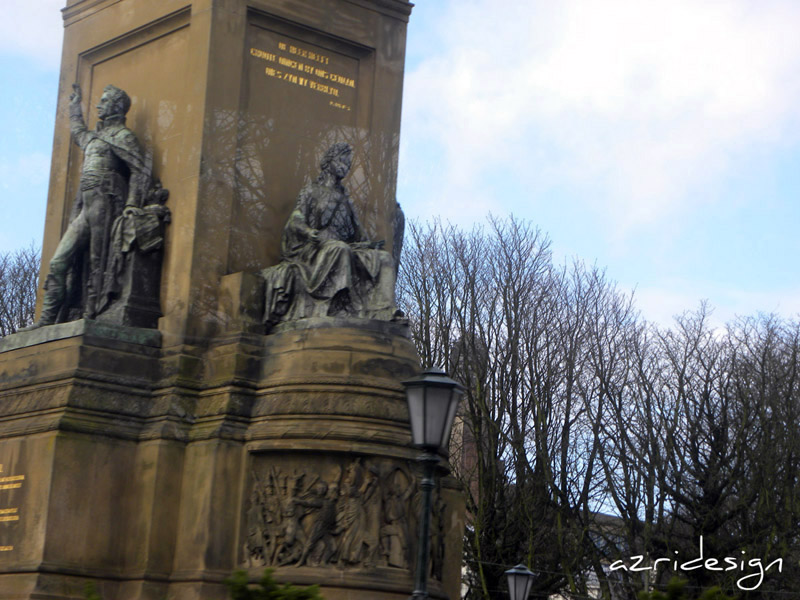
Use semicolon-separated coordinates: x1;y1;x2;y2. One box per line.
507;566;534;600
423;386;452;448
510;573;522;600
440;388;461;449
523;577;534;599
406;385;426;446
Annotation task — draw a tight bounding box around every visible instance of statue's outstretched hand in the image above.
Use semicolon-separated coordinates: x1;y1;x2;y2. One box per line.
69;83;82;105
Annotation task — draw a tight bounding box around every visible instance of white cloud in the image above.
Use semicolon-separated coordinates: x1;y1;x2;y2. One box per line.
0;0;64;68
632;283;800;330
401;0;800;233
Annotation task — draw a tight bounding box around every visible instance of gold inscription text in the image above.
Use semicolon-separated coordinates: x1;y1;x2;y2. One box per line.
250;47;277;62
0;546;13;551
251;40;355;112
0;476;25;483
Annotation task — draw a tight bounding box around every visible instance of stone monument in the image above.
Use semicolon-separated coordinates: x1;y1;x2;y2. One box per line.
0;1;464;600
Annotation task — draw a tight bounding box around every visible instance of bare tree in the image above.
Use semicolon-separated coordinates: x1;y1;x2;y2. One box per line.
398;217;636;599
593;306;800;597
398;216;800;600
0;244;40;337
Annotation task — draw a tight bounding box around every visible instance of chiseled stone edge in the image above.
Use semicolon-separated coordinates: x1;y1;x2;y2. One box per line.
0;319;162;353
271;316;410;338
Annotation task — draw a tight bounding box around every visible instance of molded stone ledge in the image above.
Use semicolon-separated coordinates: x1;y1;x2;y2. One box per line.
271;316;410;338
0;324;163;392
0;319;162;353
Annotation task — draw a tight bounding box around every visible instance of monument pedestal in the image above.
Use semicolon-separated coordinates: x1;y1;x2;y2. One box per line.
0;321;464;600
1;1;466;598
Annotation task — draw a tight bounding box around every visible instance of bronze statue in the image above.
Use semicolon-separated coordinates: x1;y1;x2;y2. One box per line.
262;142;403;328
25;83;168;329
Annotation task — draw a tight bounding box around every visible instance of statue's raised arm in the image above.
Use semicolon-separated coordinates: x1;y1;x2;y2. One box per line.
68;83;92;149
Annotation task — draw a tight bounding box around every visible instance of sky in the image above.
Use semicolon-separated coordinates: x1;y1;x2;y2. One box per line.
0;0;798;328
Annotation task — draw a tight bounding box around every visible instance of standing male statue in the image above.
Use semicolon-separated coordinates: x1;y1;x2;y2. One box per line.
28;83;149;328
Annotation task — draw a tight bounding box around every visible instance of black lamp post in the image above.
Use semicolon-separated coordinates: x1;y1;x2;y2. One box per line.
403;367;464;600
505;564;535;600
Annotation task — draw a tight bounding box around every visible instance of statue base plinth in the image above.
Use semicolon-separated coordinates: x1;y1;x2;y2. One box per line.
0;320;464;600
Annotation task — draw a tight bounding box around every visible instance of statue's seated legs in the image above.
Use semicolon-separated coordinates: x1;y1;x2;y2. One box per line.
261;242;403;329
307;240;355;304
262;261;312;327
355;248;397;320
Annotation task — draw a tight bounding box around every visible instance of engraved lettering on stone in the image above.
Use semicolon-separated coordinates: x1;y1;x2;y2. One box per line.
250;38;355;111
0;474;24;491
0;507;20;523
0;476;24;483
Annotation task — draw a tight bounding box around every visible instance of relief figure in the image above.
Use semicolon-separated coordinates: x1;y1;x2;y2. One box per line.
295;481;339;567
244;460;424;573
336;460;379;567
380;468;413;568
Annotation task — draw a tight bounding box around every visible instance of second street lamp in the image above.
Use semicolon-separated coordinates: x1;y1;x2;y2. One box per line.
505;563;535;600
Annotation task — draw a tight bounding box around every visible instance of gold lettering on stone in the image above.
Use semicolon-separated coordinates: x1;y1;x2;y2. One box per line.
0;516;18;522
0;546;13;552
251;38;355;112
0;508;18;515
0;474;25;491
0;475;25;483
250;47;277;62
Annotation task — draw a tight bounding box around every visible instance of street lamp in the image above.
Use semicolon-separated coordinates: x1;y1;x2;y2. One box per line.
403;367;464;600
505;564;535;600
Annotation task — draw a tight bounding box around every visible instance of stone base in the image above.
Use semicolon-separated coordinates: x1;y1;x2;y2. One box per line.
0;319;464;600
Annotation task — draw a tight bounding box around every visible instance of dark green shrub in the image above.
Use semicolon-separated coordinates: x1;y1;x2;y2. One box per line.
225;569;324;600
637;578;735;600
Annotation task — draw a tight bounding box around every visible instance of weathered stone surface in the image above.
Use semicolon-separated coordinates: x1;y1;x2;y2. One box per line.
3;1;465;599
40;0;412;344
0;318;161;353
0;320;464;600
